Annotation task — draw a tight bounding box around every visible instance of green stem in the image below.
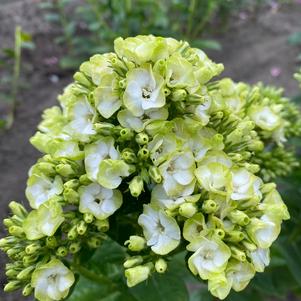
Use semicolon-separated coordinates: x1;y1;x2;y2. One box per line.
186;0;196;38
7;26;22;129
72;263;118;290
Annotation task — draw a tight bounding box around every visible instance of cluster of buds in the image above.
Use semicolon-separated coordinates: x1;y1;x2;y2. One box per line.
1;35;299;300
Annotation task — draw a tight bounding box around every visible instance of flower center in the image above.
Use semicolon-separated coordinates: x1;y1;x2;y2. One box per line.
142;87;152;99
203;249;213;260
157;221;165;233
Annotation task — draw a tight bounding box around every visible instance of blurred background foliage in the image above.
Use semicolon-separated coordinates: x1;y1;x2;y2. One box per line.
1;0;301;300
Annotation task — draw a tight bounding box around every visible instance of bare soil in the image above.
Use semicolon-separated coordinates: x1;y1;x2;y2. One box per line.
0;1;301;300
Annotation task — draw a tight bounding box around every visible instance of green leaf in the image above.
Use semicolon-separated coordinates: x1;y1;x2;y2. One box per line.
288;32;301;45
191;39;221;51
131;272;189;301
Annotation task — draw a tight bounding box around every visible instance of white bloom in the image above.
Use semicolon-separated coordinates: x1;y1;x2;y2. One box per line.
23;201;64;240
231;168;262;201
79;183;122;220
26;175;63;209
123;65;165;117
249;106;280;131
31;259;75;301
84;137;119;181
63;98;96;142
159;151;196;197
138;205;181;255
187;236;231;280
194;97;211;125
247;215;281;249
226;260;255;292
249;248;270;272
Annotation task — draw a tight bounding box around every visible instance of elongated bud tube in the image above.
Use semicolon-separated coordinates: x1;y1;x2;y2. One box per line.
155;258;167;273
129;176;144;197
125;235;146;252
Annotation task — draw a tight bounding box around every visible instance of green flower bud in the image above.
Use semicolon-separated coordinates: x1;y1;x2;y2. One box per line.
8;201;28;218
23;255;38;266
230;246;246;262
46;236;58;248
22;283;33;297
74;71;92;87
4;280;21;292
56;163;76;177
68;226;78;240
8;226;24;237
125;235;146;252
94;219;110;232
171;89;187;102
87;237;101;248
79;174;92;185
77;221;87;235
17;265;35;280
248;140;264;151
83;213;94;224
214;228;225;240
63;188;79;204
25;243;41;255
56;246;68;257
6;268;19;278
228;210;250;226
125;264;152;287
129;176;144;198
179;203;197;218
261;183;277;194
202;199;218;214
120;128;134;140
3;218;14;228
122;149;137;164
225;230;245;243
135;133;149;145
69;242;81;254
35;162;56;176
149;166;162;183
137;148;150;160
124;256;144;268
7;247;22;258
64;179;80;190
155;258;167;273
242;240;257;252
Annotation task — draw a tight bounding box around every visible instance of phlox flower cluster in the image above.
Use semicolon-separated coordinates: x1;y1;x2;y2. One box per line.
1;35;298;300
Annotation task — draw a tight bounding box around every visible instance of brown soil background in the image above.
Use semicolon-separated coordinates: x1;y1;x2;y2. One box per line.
0;1;301;300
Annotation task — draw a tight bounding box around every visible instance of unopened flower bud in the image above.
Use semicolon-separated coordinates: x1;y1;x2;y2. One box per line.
63;188;79;204
125;235;146;251
23;255;38;266
22;283;33;296
129;176;144;198
36;162;56;176
4;280;21;292
125;264;152;287
17;265;35;280
25;243;41;255
226;230;245;243
77;221;87;235
124;256;144;268
79;174;92;185
56;163;75;177
138;148;149;160
120;128;134;140
94;219;109;232
228;210;250;226
6;269;18;278
230;246;246;262
83;213;94;224
46;236;58;248
74;71;92;87
149;166;162;183
64;179;80;190
122;149;137;164
248;140;264;151
87;237;101;248
155;258;167;273
242;240;257;252
179;203;197;218
69;242;81;254
171;89;187;102
135;133;149;145
56;246;68;257
3;218;14;228
9;201;28;218
8;226;24;237
261;183;277;194
214;228;225;240
68;226;78;240
202;200;218;214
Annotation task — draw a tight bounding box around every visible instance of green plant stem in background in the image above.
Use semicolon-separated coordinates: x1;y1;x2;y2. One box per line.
6;26;22;129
